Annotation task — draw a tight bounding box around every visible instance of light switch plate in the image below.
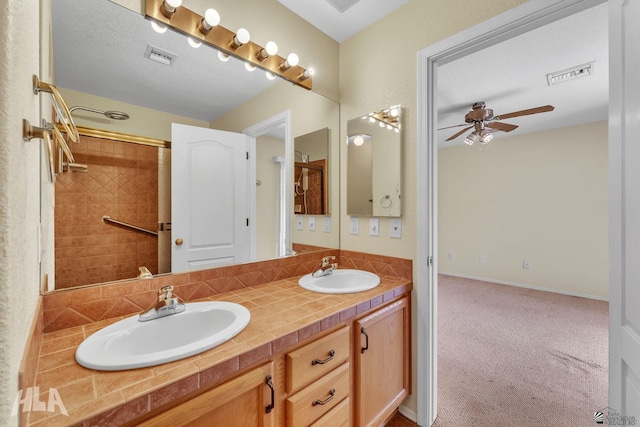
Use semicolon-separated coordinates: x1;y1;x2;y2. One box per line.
308;216;316;231
323;216;331;233
350;217;359;235
369;218;379;236
296;217;303;231
390;218;402;238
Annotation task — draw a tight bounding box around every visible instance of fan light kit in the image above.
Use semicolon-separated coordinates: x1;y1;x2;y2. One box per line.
439;101;554;146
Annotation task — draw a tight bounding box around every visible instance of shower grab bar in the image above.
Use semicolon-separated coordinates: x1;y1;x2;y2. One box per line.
101;216;158;237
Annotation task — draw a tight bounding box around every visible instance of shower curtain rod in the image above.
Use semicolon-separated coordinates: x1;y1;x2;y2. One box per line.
57;124;170;149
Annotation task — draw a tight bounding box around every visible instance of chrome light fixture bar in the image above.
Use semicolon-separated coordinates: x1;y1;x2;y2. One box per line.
145;0;312;90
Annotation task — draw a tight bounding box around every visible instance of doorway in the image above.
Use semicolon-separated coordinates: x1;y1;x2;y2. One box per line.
415;0;607;424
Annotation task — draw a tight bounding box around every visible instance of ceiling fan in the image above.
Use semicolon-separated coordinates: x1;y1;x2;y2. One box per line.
439;101;555;145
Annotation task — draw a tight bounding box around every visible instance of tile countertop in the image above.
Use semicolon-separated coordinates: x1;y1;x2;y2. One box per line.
27;274;412;426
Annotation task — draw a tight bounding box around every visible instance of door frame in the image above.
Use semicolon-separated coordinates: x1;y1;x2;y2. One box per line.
243;111;292;259
416;0;606;424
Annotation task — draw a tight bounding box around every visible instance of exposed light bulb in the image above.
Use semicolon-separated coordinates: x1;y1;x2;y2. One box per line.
151;21;167;33
161;0;182;18
265;41;278;56
218;51;230;62
231;28;250;48
199;8;220;34
266;71;276;80
188;37;202;48
245;62;256;71
299;69;311;80
390;107;399;117
287;53;299;67
464;132;477;145
479;130;494;144
354;135;365;146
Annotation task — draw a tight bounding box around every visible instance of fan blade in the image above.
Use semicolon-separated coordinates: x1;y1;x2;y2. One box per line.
495;105;554;120
438;123;469;131
445;126;473;141
486;122;518;133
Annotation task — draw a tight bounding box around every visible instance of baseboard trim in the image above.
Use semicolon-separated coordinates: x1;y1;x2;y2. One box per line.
398;404;417;423
438;272;609;302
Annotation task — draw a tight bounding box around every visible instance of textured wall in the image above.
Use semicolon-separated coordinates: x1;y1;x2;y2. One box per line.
0;0;43;424
439;121;609;298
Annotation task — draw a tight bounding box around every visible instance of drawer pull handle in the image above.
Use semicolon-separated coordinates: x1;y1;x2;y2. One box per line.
265;375;275;414
312;388;335;406
312;350;335;365
361;327;369;354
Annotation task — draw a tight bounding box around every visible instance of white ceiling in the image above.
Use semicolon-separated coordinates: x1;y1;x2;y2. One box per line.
53;1;608;145
276;0;410;42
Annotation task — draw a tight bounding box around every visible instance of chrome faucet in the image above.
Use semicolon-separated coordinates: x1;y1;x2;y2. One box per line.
312;256;338;278
139;285;185;322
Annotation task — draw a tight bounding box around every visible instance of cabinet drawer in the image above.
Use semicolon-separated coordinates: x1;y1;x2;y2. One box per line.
286;326;350;392
285;362;350;427
309;396;350;427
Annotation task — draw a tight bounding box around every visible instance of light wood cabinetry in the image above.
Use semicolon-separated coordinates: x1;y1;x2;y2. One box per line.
138;362;275;427
354;296;411;427
285;326;351;427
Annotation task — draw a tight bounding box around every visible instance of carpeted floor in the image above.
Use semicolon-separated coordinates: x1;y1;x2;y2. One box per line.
431;274;609;426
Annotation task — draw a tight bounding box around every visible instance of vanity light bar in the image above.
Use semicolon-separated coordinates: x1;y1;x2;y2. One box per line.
145;0;312;90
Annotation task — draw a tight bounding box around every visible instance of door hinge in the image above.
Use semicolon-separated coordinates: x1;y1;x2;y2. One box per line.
428;256;433;267
246;151;249;160
247;218;249;226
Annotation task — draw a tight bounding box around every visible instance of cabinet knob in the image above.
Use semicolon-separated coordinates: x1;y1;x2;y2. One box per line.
175;238;184;246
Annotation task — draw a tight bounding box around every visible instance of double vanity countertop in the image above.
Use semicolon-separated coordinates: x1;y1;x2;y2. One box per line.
26;273;412;426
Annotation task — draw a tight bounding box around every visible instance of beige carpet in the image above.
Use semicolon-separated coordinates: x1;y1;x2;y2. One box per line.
433;274;608;426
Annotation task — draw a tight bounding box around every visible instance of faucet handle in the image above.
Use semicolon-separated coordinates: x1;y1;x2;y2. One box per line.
320;256;336;267
158;285;174;302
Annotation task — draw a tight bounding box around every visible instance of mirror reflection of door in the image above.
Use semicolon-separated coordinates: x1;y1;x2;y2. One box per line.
171;124;253;272
293;128;329;215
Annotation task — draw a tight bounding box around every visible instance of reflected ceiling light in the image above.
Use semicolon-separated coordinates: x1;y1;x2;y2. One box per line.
280;53;299;70
379;121;385;128
354;135;365;146
160;0;182;18
390;107;399;117
257;41;278;60
266;71;276;80
217;51;230;62
199;8;220;34
230;28;250;49
187;37;202;48
369;117;376;123
245;62;256;71
151;21;168;33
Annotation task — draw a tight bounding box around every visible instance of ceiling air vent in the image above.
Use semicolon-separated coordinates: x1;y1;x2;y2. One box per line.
547;61;594;86
144;44;177;66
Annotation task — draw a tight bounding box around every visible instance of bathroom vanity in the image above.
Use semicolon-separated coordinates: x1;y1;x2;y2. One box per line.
22;250;412;426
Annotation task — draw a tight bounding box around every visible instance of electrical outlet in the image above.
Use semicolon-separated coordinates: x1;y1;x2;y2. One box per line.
296;217;303;230
390;218;402;238
323;216;331;233
448;252;454;261
350;217;359;235
308;216;316;231
369;218;380;236
523;260;531;269
479;255;486;263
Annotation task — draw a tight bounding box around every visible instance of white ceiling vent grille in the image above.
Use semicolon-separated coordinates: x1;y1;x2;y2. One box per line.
144;44;177;66
547;61;594;86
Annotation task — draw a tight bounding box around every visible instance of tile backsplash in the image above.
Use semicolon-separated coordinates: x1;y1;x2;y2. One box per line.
42;249;412;333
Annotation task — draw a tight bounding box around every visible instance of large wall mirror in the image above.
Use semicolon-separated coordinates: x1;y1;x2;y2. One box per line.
45;0;339;291
346;105;402;217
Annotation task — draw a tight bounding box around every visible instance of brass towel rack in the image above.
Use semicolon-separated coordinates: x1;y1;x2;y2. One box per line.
102;216;158;237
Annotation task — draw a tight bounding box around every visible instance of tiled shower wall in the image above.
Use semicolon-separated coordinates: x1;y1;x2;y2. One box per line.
294;159;326;215
55;135;159;289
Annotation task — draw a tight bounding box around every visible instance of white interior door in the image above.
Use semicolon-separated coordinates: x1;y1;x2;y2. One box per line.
171;123;252;272
609;0;640;421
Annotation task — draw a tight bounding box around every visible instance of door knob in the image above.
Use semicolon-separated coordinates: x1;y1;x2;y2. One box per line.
175;238;183;246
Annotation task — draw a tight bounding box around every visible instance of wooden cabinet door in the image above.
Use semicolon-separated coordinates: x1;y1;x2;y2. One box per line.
354;297;410;427
139;362;275;427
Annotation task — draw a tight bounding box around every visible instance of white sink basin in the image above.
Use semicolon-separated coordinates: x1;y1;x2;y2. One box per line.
76;301;250;371
298;269;380;294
